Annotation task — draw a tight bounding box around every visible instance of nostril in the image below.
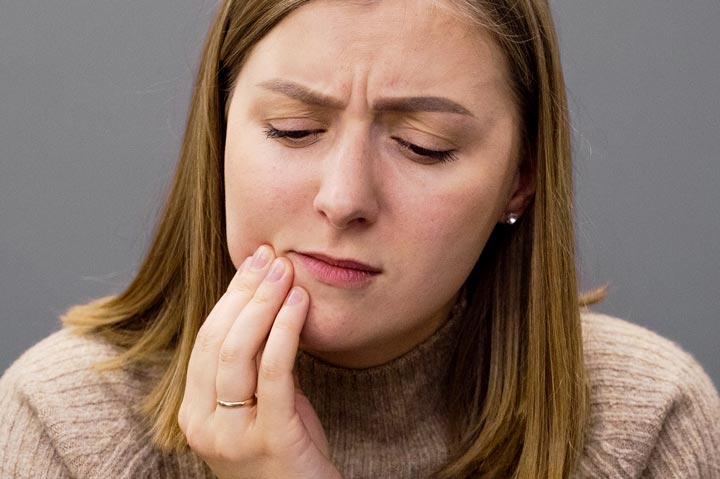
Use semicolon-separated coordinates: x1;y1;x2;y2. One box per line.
312;180;378;228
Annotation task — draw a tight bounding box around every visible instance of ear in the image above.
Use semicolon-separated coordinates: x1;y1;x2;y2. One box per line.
501;157;536;223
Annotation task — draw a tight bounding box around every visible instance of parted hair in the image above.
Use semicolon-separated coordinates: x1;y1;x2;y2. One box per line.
62;0;594;477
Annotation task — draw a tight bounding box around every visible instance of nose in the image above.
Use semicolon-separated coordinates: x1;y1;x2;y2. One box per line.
312;129;380;229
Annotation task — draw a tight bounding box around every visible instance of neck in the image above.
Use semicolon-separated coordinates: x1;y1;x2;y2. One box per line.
294;297;466;478
301;293;460;369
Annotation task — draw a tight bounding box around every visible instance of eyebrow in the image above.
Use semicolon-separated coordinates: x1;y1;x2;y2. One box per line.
257;79;475;117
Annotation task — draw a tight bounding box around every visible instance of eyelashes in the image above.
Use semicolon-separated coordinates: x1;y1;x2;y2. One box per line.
264;126;323;141
390;137;458;164
263;126;458;164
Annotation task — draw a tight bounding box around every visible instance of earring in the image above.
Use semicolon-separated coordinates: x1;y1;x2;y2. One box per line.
503;213;519;225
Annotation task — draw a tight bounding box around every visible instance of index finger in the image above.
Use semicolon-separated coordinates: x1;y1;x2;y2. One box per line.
183;246;275;414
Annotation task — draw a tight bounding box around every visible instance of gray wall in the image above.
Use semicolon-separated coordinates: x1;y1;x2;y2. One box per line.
1;1;718;387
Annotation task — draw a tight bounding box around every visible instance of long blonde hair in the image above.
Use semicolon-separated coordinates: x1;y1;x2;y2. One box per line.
63;1;590;477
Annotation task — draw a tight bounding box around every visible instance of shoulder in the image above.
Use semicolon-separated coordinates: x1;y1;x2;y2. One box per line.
0;329;174;478
580;312;712;388
577;312;720;478
0;327;150;407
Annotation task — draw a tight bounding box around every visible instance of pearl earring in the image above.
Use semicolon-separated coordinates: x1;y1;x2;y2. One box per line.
504;213;519;225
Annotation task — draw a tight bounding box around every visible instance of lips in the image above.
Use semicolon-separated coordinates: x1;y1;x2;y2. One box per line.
291;251;381;288
298;252;382;274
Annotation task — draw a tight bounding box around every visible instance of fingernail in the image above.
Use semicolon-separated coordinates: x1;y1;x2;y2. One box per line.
265;258;285;282
285;287;303;305
251;246;271;269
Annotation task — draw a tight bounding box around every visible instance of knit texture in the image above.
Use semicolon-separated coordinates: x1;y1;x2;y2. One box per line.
295;299;465;478
1;312;718;478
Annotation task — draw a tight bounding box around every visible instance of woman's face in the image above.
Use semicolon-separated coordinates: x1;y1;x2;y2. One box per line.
224;0;531;367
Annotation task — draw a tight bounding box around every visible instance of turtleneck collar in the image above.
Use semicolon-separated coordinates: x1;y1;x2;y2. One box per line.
295;297;465;478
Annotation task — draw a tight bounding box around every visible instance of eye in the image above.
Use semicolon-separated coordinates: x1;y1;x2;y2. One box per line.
392;137;458;164
264;126;324;147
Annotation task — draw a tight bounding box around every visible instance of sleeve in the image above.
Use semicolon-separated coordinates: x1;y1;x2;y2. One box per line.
0;374;74;479
640;356;720;478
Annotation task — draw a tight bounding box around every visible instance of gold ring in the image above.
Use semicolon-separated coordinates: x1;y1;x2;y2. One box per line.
217;394;257;408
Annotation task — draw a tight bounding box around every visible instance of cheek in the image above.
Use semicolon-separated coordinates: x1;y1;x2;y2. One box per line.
224;142;306;267
402;182;501;249
395;180;505;292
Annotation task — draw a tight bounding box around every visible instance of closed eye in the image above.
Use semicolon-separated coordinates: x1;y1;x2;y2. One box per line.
392;137;458;164
264;126;458;164
264;126;323;142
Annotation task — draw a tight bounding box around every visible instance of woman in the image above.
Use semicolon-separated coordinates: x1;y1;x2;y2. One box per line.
1;0;718;478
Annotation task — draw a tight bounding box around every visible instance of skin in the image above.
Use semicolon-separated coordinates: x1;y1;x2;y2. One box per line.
179;0;534;477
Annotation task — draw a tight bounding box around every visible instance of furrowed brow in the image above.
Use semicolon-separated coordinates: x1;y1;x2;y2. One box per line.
373;96;475;117
257;79;345;110
257;79;475;117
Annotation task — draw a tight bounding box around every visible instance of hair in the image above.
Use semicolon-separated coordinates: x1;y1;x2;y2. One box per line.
62;0;593;477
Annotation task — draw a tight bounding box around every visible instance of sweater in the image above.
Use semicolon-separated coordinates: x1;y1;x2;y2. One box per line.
1;311;719;479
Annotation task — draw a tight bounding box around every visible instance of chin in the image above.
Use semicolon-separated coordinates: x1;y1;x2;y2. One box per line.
298;299;365;354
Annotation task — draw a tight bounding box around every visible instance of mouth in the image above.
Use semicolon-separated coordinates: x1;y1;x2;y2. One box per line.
290;251;381;288
298;252;382;273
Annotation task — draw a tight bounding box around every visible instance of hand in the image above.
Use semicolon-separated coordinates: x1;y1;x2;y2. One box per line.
178;245;342;479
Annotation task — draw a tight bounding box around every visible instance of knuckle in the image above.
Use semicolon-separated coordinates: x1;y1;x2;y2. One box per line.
214;432;260;463
218;343;243;365
259;358;285;382
187;438;212;457
183;421;259;462
250;289;273;306
271;317;295;335
213;445;245;463
184;422;210;454
194;326;222;353
227;278;255;296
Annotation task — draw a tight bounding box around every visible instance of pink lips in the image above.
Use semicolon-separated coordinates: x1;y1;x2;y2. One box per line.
292;251;381;288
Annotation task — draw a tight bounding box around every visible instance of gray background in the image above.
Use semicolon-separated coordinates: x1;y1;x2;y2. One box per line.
1;1;718;387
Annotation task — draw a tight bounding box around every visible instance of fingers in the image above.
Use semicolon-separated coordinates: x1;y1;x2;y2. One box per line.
214;257;294;412
180;247;335;478
183;245;275;415
256;286;310;431
182;243;309;439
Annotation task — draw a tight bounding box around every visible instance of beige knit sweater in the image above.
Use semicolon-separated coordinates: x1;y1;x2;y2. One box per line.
1;312;718;478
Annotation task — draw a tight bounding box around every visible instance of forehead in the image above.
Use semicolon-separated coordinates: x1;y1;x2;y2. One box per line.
237;0;513;112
